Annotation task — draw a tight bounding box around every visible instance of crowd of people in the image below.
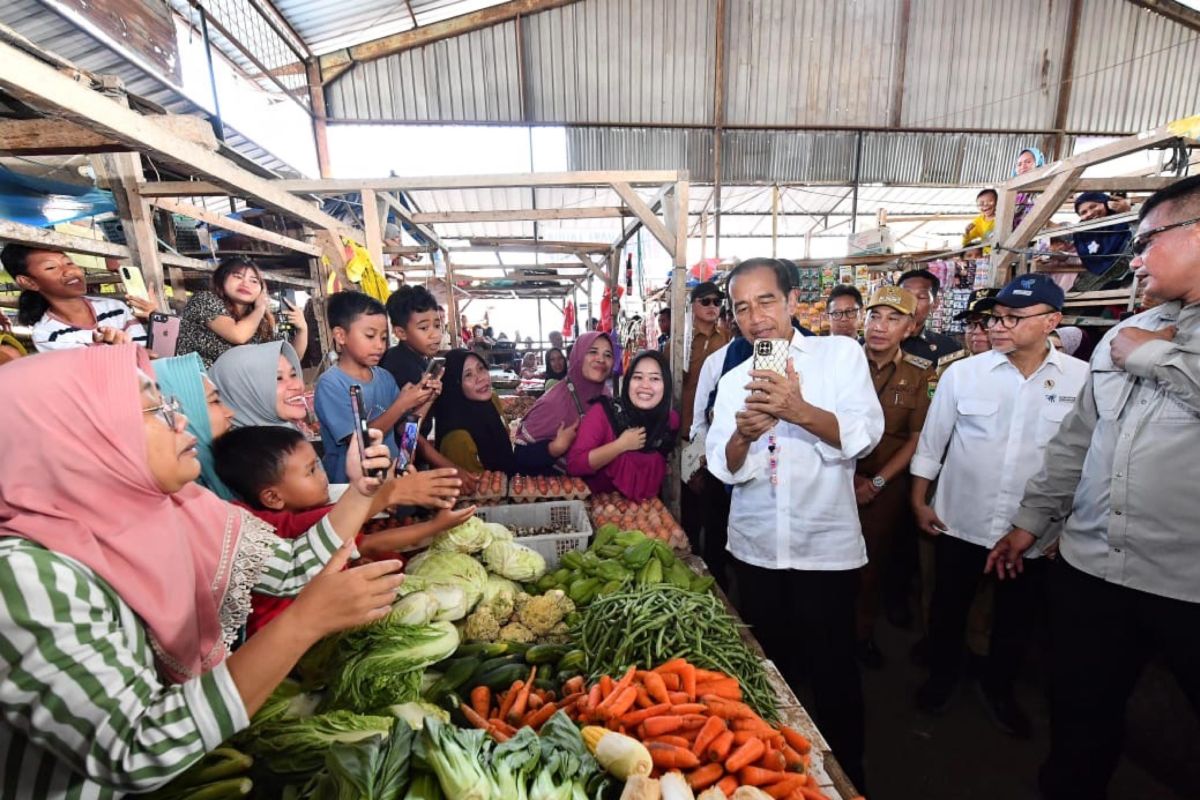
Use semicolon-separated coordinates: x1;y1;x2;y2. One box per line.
0;172;1197;799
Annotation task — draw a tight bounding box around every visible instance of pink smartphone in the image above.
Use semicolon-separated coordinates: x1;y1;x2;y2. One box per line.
148;313;180;358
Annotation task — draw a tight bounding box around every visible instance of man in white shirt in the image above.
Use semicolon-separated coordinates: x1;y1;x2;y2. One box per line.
910;273;1088;737
708;258;883;789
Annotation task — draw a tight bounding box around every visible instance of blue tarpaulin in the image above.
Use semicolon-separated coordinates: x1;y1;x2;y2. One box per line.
0;165;116;227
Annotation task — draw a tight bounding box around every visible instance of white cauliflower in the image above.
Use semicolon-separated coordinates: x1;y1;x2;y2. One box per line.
462;606;501;642
497;621;536;644
516;589;574;636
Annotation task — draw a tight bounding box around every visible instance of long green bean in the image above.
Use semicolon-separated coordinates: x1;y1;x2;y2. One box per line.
570;585;779;720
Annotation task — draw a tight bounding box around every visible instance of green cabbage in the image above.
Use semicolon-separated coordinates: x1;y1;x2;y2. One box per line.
404;551;489;609
240;710;394;778
304;719;413;800
325;621;460;712
427;585;469;622
390;592;440;626
430;516;493;554
482;541;547;582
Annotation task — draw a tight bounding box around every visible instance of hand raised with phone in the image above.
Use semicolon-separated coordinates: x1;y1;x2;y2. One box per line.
346;427;392;497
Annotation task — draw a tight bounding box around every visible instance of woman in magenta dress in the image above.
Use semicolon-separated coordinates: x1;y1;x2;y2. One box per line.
567;350;678;501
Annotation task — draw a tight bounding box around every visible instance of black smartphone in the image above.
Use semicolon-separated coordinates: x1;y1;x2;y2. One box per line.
423;356;446;383
349;384;386;479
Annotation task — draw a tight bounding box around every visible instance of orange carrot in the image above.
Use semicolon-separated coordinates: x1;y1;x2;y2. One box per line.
667;691;691;705
498;682;522;722
507;667;537;724
694;667;729;682
659;672;682;691
643;715;685;737
523;702;558;730
606;686;639;719
585;683;603;713
780;726;812;755
635;686;655;708
470;686;491;720
758;746;787;772
487;723;511;742
725;737;766;774
460;702;491;731
733;730;760;745
717;775;740;796
558;691;585;710
763;774;807;798
596;666;637;716
691;715;727;756
695;678;742;700
563;675;586;695
678;714;709;731
686;763;725;791
781;745;805;771
647;742;701;770
680;663;697;700
654;657;689;674
598;674;614;699
706;696;760;720
707;729;736;762
527;693;544;711
621;702;672;726
641;671;671;704
796;786;830;800
647;734;691;749
739;766;790;786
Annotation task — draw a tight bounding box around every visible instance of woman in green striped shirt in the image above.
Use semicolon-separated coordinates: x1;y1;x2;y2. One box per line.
0;345;404;799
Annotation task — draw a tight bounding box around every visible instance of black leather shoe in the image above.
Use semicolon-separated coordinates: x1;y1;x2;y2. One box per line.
915;679;955;714
856;637;885;670
976;682;1033;739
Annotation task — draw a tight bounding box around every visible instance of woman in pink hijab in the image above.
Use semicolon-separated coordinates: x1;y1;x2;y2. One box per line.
513;331;615;474
0;345;402;797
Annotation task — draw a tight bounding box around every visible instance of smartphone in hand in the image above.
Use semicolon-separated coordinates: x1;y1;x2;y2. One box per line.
120;265;150;302
349;384;386;479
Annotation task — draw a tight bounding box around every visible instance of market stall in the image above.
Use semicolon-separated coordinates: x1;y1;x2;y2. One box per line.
144;492;856;800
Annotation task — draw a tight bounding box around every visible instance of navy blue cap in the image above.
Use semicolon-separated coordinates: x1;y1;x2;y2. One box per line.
976;274;1065;312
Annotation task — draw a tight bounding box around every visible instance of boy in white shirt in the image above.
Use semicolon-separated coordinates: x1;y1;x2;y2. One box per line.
910;274;1088;737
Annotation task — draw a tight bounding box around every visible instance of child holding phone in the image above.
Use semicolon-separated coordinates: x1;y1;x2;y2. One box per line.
314;292;440;482
212;425;471;635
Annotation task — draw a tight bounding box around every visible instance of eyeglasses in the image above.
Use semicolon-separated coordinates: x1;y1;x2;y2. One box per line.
827;309;861;320
985;310;1057;330
144;395;183;429
694;296;721;307
1131;215;1200;257
964;319;989;331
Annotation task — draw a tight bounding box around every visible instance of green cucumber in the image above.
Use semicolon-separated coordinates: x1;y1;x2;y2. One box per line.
524;644;569;665
475;663;529;690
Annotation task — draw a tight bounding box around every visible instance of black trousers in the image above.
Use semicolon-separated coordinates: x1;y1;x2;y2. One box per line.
681;474;733;591
734;558;865;789
927;534;1043;693
1040;558;1200;800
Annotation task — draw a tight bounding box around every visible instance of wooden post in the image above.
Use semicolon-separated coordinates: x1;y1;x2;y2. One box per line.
443;248;461;346
91;152;166;308
537;298;544;347
306;61;332;179
361;189;384;271
667;178;690;518
168;266;187;313
306;228;334;362
991;187;1016;286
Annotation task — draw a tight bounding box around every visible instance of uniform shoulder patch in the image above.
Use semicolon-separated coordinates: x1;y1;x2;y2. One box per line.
938;349;967;367
902;353;933;370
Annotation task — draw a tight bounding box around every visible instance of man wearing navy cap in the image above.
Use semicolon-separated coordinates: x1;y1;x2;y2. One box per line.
953;287;1000;355
1044;191;1135;293
898;269;966;373
909;273;1088;737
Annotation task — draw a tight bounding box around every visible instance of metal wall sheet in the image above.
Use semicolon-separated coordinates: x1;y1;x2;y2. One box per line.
565;127;714;180
326;21;522;121
1;0;301;176
523;0;716;125
724;0;899;128
1066;0;1200;133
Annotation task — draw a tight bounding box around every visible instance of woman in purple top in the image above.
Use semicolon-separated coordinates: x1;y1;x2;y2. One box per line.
567;350;678;501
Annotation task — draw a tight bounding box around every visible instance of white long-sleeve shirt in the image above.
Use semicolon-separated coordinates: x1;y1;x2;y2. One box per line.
911;347;1089;551
689;341;734;441
706;332;884;571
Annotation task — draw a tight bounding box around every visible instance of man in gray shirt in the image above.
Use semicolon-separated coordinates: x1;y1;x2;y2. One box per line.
988;175;1200;800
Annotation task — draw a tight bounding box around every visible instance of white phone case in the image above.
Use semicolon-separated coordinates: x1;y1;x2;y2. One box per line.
752;339;790;376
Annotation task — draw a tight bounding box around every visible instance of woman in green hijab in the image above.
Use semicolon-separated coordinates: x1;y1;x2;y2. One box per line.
154;352;237;499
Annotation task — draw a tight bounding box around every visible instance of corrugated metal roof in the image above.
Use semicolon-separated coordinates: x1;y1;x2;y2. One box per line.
1067;0;1200;133
0;0;304;177
324;0;1199;135
724;0;898;128
326;21;522;121
271;0;510;57
566;127;714;180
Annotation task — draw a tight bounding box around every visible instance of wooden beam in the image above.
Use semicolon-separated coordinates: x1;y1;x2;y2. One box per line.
465;238;612;254
667;179;689;519
0;41;355;237
1050;0;1084;160
91;152;166;308
314;229;353;291
273;171;682;193
379;192;444;250
305;60;332;179
319;0;580;81
993;167;1085;277
1008;119;1199;190
574;253;608;282
1017;175;1184;193
889;0;912;129
150;197;322;256
611;182;676;257
610;183;671;253
361;189;385;272
140;181;227;197
0;115;218;156
410;206;626;224
1127;0;1200;33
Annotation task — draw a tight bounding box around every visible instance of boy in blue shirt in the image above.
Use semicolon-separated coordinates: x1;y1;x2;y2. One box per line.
315;292;438;482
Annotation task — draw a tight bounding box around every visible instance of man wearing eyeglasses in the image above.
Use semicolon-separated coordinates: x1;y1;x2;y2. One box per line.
909;273;1088;737
988;175;1200;800
953;288;1000;355
898;269;967;374
826;285;864;338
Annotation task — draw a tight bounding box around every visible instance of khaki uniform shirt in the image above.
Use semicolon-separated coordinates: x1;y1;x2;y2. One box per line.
858;349;935;477
680;325;730;436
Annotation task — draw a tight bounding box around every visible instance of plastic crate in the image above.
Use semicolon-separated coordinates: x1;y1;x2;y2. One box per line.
475;500;592;569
